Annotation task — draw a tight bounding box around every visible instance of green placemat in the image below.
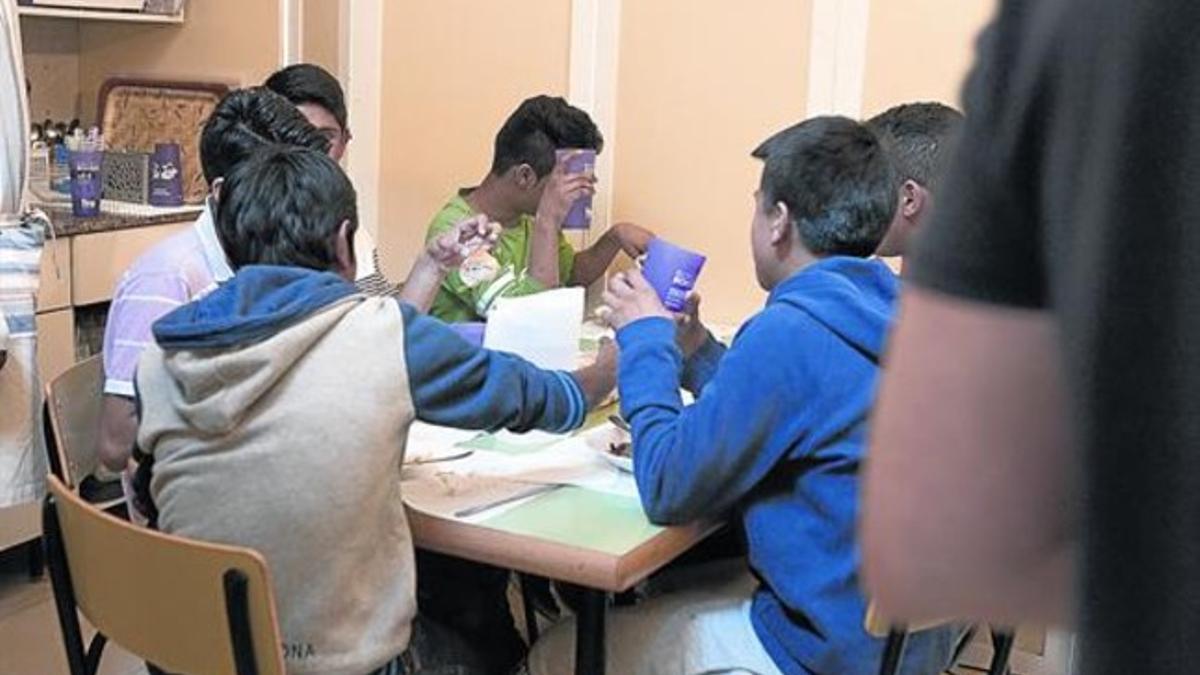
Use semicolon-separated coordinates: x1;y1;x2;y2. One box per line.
480;486;660;555
456;433;561;455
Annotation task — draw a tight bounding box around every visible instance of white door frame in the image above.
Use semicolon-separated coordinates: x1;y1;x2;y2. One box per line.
806;0;870;118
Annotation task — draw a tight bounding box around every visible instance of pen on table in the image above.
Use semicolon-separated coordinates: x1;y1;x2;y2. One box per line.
453;483;562;518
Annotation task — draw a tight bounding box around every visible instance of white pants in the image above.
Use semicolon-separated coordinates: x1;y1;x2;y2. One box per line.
527;562;783;675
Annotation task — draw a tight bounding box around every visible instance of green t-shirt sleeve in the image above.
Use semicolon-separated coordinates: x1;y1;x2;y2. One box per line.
426;204;580;322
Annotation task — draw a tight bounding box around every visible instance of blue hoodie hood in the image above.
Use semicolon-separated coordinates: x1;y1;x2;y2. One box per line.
153;265;357;349
768;256;898;361
145;266;362;435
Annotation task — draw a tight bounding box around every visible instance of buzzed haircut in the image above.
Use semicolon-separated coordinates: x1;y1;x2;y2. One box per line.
867;102;964;190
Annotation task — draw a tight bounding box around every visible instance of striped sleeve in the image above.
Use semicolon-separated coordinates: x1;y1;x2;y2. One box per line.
102;271;191;397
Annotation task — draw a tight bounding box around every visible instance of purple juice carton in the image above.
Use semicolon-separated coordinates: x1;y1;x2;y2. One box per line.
555;148;596;229
641;238;707;311
149;142;184;207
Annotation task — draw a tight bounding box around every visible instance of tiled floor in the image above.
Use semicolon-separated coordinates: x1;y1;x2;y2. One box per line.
0;543;146;675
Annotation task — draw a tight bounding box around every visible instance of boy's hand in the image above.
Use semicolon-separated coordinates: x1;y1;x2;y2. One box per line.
675;293;709;357
610;222;655;258
600;269;672;330
536;151;596;230
427;215;500;270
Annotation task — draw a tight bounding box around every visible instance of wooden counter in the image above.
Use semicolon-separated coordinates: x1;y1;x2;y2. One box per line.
34;206;199;383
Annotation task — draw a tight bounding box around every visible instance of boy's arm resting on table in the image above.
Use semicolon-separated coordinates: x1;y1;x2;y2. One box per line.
400;302;612;433
617;315;802;525
862;287;1077;627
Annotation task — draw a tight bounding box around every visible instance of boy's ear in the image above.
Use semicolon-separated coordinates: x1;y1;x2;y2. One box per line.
334;220;358;282
769;201;793;247
901;179;927;219
513;163;538;190
209;177;224;204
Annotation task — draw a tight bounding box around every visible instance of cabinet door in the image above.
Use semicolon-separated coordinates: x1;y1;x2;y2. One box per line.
71;222;189;306
36;237;71;312
36;309;75;384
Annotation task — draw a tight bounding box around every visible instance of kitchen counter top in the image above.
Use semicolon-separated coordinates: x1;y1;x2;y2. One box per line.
36;203;202;238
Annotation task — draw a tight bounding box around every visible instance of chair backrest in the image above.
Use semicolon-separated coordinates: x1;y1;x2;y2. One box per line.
43;475;286;675
43;355;104;488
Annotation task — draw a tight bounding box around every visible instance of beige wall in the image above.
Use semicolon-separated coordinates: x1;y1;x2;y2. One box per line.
862;0;996;117
77;0;280;124
20;17;81;123
375;0;571;278
301;0;341;79
613;1;813;324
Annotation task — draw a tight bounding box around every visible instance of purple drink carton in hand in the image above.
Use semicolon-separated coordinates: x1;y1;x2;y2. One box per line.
641;237;707;312
555;148;596;229
149;142;184;207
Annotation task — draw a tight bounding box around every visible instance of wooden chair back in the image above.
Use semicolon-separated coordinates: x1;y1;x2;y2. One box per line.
43;355;104;489
43;475;285;675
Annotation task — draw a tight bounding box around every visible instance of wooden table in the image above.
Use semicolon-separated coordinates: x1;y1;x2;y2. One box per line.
407;495;719;675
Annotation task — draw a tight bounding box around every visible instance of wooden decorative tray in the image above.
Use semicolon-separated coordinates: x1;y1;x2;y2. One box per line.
97;78;230;204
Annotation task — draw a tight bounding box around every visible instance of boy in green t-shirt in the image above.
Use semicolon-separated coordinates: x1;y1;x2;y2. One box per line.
426;95;655;322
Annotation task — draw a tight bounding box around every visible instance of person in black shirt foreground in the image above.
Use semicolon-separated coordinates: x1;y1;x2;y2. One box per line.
863;2;1200;674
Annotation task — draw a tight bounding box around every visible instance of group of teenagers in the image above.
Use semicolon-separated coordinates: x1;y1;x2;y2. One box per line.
90;62;969;675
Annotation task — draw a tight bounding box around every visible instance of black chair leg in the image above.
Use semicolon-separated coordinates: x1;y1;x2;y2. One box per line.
988;629;1016;675
878;627;909;675
43;496;89;675
27;538;45;580
84;634;108;675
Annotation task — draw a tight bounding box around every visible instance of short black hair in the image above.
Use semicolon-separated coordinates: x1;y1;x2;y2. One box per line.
752;116;898;258
491;95;603;178
867;102;963;189
199;87;329;185
264;63;348;131
215;145;357;272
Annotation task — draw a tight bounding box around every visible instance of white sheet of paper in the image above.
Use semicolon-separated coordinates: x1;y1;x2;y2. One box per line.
485;287;584;370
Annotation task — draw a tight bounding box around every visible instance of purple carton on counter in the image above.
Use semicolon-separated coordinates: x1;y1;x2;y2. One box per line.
149;142;184;207
68;149;103;218
641;237;707;312
555;148;596;229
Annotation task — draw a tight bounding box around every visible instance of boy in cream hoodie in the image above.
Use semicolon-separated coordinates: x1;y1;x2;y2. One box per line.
134;145;615;675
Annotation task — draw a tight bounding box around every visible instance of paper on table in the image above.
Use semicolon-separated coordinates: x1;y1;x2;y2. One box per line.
405;421;483;464
401;465;550;523
485;287;584;370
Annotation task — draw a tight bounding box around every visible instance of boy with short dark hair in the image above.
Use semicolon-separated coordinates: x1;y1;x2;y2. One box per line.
265;63;351;160
530;116;961;675
136;145;615;675
265;63;398;297
866;102;964;257
425;95;655;322
97;87;329;479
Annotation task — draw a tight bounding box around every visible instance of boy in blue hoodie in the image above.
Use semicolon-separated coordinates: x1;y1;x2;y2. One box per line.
134;145;615;675
529;116;961;675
